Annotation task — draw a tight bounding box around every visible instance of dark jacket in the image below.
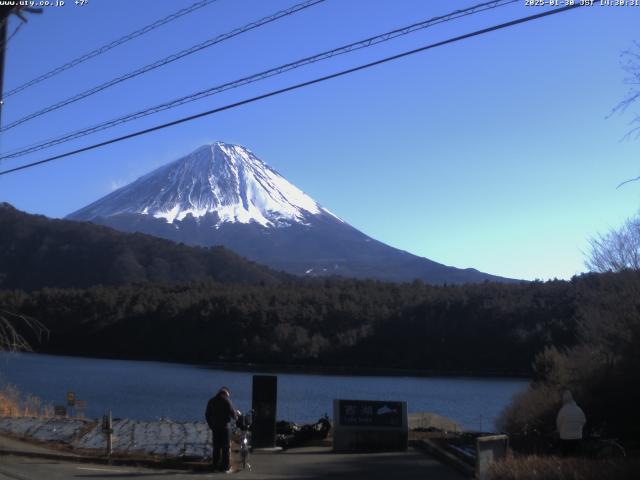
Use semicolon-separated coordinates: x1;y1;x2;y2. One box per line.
205;392;238;430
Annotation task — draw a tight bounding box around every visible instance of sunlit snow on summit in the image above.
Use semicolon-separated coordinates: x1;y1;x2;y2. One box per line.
70;141;341;228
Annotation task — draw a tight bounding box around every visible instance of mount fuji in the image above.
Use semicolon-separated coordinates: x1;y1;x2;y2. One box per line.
67;142;509;284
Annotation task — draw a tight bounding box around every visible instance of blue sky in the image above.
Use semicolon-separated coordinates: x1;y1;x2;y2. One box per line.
0;0;638;281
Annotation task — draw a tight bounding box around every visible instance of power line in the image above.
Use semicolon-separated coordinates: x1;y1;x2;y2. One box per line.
0;3;583;177
1;0;221;100
0;0;518;161
0;0;326;133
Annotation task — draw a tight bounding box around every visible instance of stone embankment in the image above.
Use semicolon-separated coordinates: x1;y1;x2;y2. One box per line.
0;417;211;459
0;412;464;460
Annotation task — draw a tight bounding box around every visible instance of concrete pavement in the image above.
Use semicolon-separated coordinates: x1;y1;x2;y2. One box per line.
0;435;467;479
0;449;467;479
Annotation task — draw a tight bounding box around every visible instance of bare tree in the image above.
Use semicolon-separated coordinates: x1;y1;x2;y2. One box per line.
612;42;640;133
586;214;640;272
587;44;640;271
613;43;640;188
0;310;46;353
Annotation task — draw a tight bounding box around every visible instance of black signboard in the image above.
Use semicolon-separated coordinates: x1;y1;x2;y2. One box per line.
251;375;277;448
338;400;403;428
54;405;67;417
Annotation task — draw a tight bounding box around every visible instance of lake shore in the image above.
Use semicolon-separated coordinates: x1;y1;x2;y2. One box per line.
1;352;528;429
35;349;531;380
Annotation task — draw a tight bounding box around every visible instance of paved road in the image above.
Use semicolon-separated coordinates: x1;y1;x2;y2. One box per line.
0;447;466;479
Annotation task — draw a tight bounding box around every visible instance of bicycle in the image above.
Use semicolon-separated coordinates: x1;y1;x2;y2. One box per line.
583;435;626;459
235;409;254;470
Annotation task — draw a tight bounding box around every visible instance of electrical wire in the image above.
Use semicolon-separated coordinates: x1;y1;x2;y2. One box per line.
0;3;584;177
1;0;221;100
0;0;518;160
0;0;326;132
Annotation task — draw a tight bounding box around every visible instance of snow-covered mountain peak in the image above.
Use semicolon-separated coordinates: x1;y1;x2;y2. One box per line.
68;142;340;228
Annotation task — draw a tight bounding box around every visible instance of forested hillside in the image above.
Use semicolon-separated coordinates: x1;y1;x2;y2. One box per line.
4;272;631;376
0;203;287;290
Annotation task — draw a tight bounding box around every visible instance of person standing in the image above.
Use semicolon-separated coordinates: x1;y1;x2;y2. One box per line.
205;386;238;473
556;390;586;456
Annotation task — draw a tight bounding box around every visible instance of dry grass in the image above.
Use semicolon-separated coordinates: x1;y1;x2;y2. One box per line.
0;384;53;418
488;455;640;480
497;381;560;436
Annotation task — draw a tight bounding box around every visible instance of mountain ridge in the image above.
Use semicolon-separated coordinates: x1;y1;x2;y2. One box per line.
67;141;515;285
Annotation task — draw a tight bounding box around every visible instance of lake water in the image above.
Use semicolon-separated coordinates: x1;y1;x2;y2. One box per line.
1;353;528;431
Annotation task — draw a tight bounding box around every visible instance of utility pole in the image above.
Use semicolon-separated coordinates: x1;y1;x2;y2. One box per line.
0;7;12;127
0;6;42;127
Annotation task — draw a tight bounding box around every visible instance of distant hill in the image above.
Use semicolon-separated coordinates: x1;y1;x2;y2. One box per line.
0;203;287;291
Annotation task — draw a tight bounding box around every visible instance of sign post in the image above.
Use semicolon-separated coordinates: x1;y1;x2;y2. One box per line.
66;391;76;417
333;399;408;452
475;434;509;480
102;410;113;457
